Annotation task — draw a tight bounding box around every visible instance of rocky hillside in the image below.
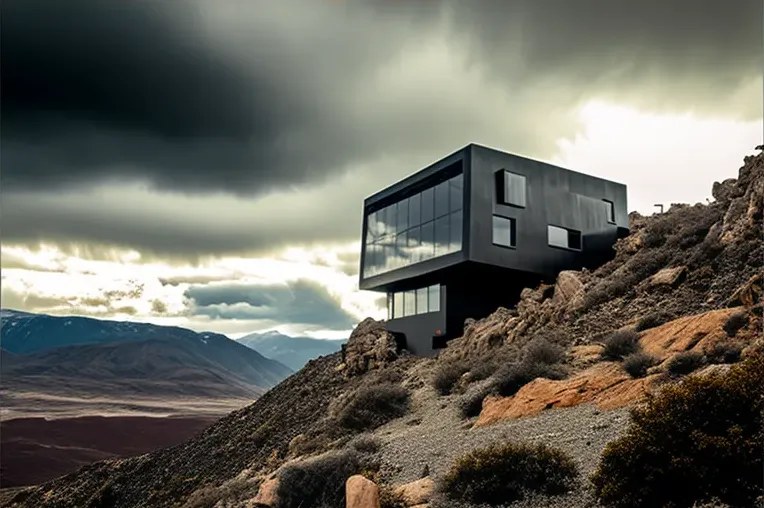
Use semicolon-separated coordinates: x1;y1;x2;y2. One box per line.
3;147;762;508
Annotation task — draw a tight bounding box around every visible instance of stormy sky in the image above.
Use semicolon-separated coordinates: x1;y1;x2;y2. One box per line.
2;0;762;337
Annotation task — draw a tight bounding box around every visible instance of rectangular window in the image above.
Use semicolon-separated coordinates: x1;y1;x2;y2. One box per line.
387;293;393;320
497;170;526;208
449;174;463;212
393;292;404;319
434;180;450;219
409;192;421;227
421;187;434;224
416;287;428;315
384;205;396;237
449;210;462;253
420;221;434;260
428;284;440;312
433;215;449;256
396;198;409;232
404;290;416;317
548;225;582;251
492;215;516;248
603;199;615;223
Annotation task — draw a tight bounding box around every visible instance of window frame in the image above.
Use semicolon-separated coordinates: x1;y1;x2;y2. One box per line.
547;224;583;252
603;199;616;224
492;215;516;249
496;170;527;208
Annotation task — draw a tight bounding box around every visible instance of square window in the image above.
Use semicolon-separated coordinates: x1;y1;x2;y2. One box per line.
548;225;582;251
497;170;526;208
492;215;516;248
603;199;615;223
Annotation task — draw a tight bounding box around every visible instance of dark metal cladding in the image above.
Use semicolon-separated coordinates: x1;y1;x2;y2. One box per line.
359;143;628;356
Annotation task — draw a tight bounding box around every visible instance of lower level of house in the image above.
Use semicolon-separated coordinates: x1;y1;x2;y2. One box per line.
378;262;543;356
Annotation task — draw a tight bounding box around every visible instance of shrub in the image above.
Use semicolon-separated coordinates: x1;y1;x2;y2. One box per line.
635;311;674;332
622;352;656;378
433;361;469;395
337;383;409;431
469;359;500;381
590;351;764;508
665;351;705;377
600;329;641;361
522;337;564;366
347;434;381;454
276;449;374;508
705;341;743;364
440;441;578;505
722;311;748;337
458;384;496;419
493;361;565;398
183;478;257;508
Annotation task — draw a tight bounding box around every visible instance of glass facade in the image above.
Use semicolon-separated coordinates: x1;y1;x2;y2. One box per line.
388;284;441;319
363;173;463;278
492;215;515;248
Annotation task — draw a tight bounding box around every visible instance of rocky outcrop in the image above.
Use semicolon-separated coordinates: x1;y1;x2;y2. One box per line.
251;478;279;506
475;362;659;427
394;477;434;506
339;319;399;378
553;271;585;311
649;266;687;288
727;273;762;308
345;475;379;508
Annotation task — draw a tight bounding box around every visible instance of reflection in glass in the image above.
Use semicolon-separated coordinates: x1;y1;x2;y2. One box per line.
387;293;393;320
362;173;464;278
397;198;409;233
394;292;404;318
416;287;428;314
434;215;449;256
449;211;462;253
404;290;416;317
547;225;569;249
428;285;440;312
449;174;463;213
502;171;526;208
421;187;434;224
434;181;449;219
493;215;514;247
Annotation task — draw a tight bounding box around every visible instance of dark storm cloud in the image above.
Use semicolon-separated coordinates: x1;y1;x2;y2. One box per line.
184;279;357;330
1;0;761;256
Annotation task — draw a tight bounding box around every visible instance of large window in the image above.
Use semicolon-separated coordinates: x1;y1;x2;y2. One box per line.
386;284;441;319
497;170;526;208
548;225;582;251
492;215;516;248
363;173;464;278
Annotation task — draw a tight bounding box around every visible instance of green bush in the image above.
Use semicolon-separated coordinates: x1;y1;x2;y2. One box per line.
601;329;641;361
440;441;578;505
590;351;764;508
722;312;748;337
622;352;656;378
337;383;409;431
433;361;470;395
492;360;565;398
276;449;374;508
347;434;381;454
665;351;706;377
635;311;675;332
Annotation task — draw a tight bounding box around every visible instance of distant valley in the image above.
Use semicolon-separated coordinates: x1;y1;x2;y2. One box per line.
0;309;295;487
236;330;346;371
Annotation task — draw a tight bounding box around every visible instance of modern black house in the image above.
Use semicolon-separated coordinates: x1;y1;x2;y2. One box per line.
359;144;629;356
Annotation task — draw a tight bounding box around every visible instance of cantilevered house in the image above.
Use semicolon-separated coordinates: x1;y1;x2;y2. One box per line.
359;144;629;356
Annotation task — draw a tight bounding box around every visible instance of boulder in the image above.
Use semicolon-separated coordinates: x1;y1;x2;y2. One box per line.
346;475;380;508
251;478;279;506
727;273;762;308
648;266;688;288
341;318;399;377
553;271;584;309
712;178;738;202
394;477;434;506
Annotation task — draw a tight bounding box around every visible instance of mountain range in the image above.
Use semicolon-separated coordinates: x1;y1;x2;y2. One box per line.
235;330;346;371
0;310;293;400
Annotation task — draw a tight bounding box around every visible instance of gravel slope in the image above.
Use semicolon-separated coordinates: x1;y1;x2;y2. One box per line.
376;379;631;508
